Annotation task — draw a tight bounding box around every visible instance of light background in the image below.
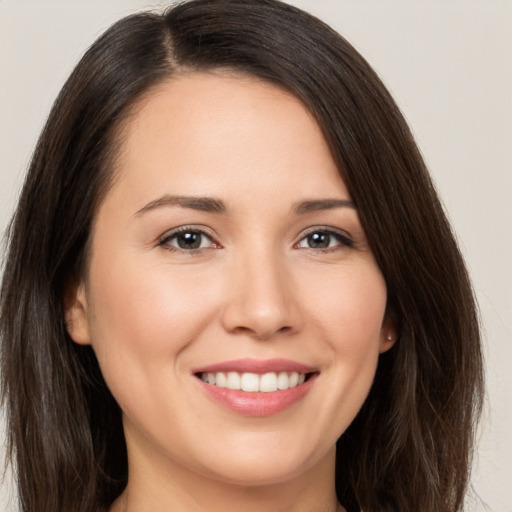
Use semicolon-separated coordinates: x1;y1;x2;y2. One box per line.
1;1;511;510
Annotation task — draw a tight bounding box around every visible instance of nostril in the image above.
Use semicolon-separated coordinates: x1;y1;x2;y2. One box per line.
219;280;302;340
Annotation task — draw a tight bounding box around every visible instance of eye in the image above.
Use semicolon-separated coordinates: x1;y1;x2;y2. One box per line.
159;227;217;251
296;228;353;251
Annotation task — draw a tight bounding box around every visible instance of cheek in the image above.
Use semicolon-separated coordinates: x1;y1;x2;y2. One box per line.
85;254;221;399
306;261;387;347
304;262;387;410
90;250;216;334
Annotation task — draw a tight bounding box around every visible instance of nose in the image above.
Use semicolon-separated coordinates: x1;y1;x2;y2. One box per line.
220;249;302;340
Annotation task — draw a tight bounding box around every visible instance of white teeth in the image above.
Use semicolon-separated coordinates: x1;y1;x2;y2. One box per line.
200;371;309;392
259;372;278;392
241;372;259;392
277;371;289;390
226;372;241;390
216;372;227;387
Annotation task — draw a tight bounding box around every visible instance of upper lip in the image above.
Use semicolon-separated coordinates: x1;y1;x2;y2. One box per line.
193;358;317;375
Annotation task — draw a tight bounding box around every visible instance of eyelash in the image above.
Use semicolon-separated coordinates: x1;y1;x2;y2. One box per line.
158;226;354;254
158;226;219;253
295;227;354;252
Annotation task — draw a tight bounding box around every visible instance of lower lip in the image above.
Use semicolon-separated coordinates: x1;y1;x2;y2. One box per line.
197;375;317;417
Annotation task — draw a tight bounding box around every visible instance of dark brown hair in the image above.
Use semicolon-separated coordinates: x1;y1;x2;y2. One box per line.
1;1;483;511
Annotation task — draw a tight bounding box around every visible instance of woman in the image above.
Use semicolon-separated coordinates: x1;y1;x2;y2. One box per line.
0;1;483;511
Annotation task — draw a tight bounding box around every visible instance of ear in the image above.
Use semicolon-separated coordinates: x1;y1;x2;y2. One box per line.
63;279;91;345
379;315;397;354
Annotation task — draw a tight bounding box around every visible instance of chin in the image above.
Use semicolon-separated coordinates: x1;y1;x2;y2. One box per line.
193;434;333;488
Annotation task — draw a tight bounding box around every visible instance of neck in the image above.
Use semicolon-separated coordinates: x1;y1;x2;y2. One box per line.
110;434;343;512
112;482;344;512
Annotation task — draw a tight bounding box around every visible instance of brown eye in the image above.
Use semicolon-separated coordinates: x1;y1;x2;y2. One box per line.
161;229;215;251
306;232;331;249
175;231;202;249
297;229;353;250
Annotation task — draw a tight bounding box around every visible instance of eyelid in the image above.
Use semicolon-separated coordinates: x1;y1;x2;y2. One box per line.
157;224;353;253
158;225;221;250
294;226;354;250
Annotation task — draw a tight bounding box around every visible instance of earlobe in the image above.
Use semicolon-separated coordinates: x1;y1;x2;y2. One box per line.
379;320;397;354
63;280;91;345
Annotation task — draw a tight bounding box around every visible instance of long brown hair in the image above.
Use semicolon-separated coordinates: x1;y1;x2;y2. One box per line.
1;1;483;511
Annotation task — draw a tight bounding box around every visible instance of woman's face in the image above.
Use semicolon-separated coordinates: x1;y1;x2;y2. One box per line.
68;72;394;489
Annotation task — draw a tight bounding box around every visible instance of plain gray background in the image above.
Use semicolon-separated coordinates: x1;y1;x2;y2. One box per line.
1;1;511;510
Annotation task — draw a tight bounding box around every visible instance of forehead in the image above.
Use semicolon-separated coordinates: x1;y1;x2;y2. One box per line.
107;71;348;210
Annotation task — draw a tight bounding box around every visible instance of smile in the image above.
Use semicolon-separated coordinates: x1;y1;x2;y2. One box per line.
193;359;318;416
198;371;307;392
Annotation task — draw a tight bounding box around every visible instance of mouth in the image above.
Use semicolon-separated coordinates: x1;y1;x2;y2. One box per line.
192;359;319;416
195;370;315;392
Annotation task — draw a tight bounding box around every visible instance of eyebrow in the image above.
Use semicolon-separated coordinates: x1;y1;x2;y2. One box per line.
134;195;355;217
293;198;356;214
134;195;227;216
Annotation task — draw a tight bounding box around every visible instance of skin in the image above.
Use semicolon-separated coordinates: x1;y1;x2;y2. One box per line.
66;72;395;512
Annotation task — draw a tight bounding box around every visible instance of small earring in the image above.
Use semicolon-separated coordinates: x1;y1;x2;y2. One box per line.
385;333;393;341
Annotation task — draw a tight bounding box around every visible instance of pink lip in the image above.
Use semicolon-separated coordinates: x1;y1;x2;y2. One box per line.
198;379;317;417
193;358;317;375
193;358;318;417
